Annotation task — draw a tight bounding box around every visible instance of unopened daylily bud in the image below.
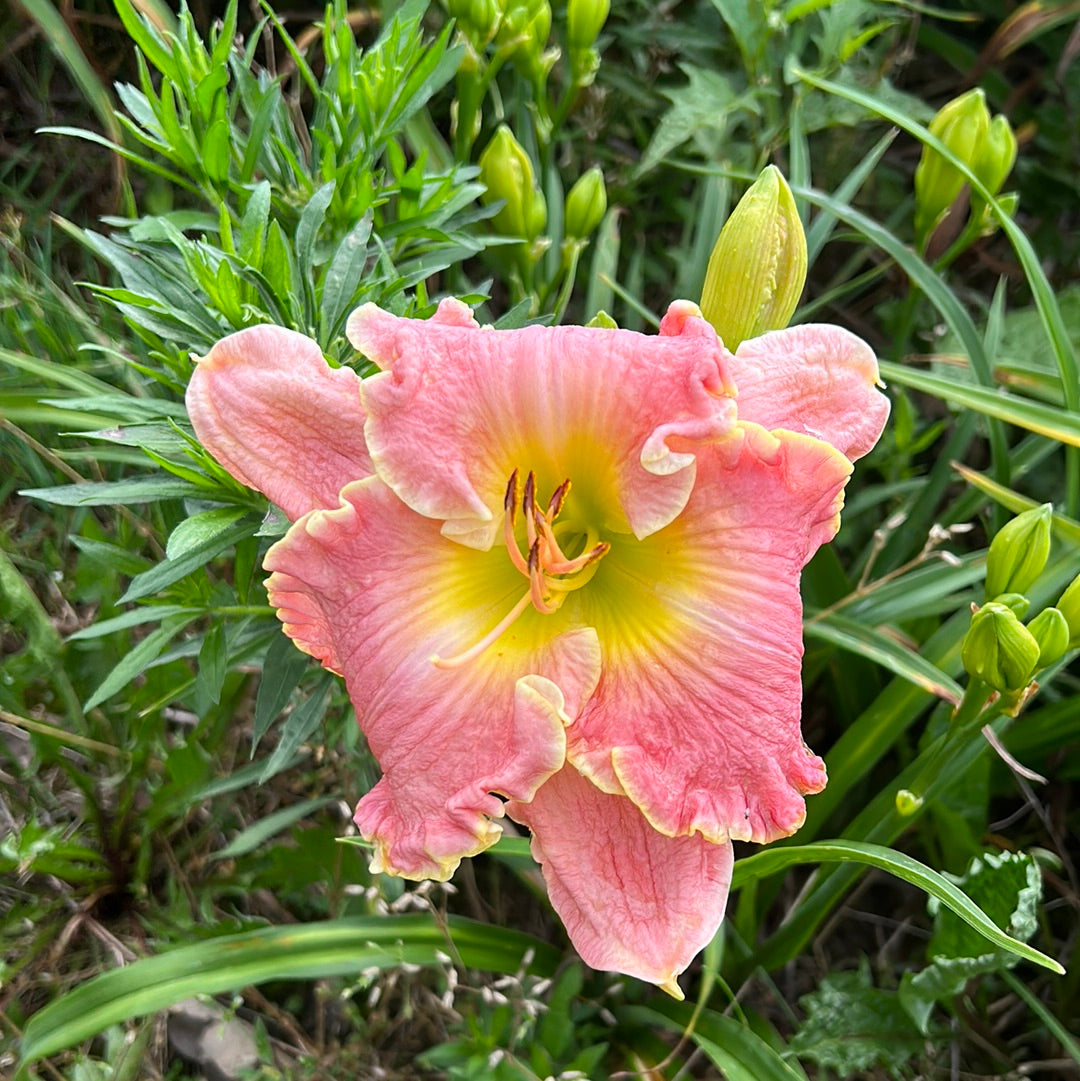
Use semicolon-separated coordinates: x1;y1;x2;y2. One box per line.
962;601;1041;694
994;592;1031;619
985;504;1052;601
1056;572;1080;647
914;89;991;245
699;165;807;351
1028;606;1069;668
564;167;607;239
973;114;1018;197
567;0;610;50
479;126;545;241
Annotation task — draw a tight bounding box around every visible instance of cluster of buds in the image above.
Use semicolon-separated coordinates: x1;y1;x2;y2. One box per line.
699;165;807;351
914;89;1018;252
960;504;1078;703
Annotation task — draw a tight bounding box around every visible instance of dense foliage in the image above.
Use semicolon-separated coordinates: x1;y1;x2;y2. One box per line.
2;1;1078;1078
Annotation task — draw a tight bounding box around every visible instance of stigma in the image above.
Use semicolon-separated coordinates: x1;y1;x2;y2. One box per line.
432;469;609;669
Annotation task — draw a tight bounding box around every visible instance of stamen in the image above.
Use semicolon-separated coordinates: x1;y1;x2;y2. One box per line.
522;471;538;549
547;540;610;576
503;469;520;522
432;590;533;669
547;478;571;519
528;540;559;615
502;472;529;577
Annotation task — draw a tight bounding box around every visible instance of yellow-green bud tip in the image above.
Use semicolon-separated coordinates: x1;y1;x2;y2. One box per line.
564;166;607;240
1027;606;1069;670
698;165;807;351
478;125;545;241
985;503;1052;601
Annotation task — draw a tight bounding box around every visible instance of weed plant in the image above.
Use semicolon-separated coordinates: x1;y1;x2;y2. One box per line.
2;1;1078;1078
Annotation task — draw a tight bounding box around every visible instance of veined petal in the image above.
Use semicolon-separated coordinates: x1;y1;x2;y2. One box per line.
506;766;733;997
347;299;737;548
263;478;601;880
567;423;851;844
186;325;372;521
730;324;890;462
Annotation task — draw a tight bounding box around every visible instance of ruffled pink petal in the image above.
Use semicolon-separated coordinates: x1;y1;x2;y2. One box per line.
730;324;889;461
186;326;373;521
567;423;852;844
263;478;601;880
346;299;738;549
507;766;733;997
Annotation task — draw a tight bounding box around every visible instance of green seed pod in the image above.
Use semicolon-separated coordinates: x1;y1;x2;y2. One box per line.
985;504;1052;601
914;89;991;246
478;126;544;241
1028;606;1070;669
961;601;1041;694
698;165;807;351
563;166;607;239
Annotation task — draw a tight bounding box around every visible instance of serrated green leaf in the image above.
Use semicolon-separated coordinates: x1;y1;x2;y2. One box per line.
788;959;923;1076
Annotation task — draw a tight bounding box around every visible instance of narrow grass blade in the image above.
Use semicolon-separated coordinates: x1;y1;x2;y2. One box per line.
16;0;121;144
881;361;1080;446
18;915;559;1066
952;464;1080;546
805;611;963;704
626;1002;808;1081
732;840;1062;974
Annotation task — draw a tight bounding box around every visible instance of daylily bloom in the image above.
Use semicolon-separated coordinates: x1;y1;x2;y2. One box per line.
186;299;888;995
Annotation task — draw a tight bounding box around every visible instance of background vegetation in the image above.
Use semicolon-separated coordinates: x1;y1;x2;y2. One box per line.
2;0;1079;1078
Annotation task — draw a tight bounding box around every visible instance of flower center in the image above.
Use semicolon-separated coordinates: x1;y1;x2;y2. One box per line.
432;469;610;669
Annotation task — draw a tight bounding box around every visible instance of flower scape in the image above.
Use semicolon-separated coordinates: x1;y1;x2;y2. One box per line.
186;297;889;997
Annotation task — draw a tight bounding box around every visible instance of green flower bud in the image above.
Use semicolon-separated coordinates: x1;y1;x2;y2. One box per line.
895;789;923;816
563;166;607;239
914;89;991;245
1056;572;1080;647
973;114;1018;197
985;504;1052;601
479;126;545;241
699;165;807;351
1028;606;1070;668
567;0;610;51
994;592;1031;619
962;601;1041;694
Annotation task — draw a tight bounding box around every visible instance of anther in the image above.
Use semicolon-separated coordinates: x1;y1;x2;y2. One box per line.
547;478;571;519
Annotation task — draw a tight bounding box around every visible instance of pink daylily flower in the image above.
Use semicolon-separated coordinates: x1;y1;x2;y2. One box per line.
186;298;888;996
